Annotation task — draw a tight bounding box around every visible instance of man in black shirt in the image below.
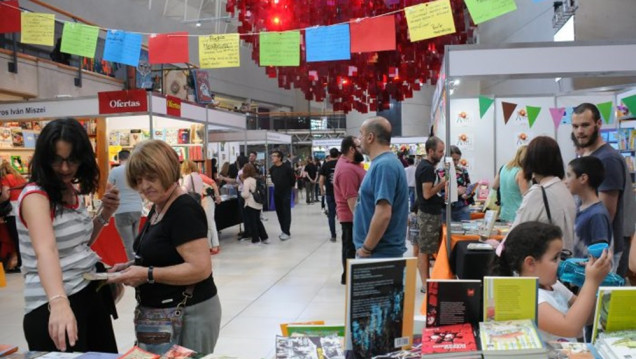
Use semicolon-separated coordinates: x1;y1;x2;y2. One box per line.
320;148;340;241
270;150;295;240
304;158;318;204
415;136;447;292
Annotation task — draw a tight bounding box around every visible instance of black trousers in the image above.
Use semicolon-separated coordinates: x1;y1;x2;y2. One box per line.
273;190;291;235
341;222;355;282
23;281;117;352
237;196;251;236
6;216;21;267
245;206;268;243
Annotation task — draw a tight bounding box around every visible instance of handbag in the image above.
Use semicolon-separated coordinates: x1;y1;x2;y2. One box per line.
0;200;11;218
187;174;201;205
134;285;195;354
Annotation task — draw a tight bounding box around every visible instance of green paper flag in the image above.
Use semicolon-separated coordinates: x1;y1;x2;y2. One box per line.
61;22;99;58
464;0;517;25
621;95;636;117
526;106;541;128
259;31;300;67
479;96;494;118
597;101;613;124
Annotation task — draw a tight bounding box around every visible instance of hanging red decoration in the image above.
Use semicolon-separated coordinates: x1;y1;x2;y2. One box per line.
226;0;474;113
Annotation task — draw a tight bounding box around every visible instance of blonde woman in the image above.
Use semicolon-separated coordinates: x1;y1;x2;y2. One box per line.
492;145;529;222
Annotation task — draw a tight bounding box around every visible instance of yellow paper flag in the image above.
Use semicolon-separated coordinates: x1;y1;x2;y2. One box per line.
21;12;55;46
405;0;456;42
199;33;240;69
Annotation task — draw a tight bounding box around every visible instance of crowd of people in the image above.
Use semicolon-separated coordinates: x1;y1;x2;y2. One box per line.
2;104;635;353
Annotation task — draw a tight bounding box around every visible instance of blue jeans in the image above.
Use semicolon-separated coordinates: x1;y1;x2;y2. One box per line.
441;205;470;222
326;195;337;238
114;211;141;261
408;187;415;209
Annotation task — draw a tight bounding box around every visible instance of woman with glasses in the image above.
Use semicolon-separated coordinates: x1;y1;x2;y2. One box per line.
19;118;120;352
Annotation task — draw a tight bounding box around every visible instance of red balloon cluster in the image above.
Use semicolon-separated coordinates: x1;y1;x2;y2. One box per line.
226;0;473;113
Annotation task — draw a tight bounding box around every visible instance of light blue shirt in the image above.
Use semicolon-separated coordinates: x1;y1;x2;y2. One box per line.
353;151;408;258
107;163;142;214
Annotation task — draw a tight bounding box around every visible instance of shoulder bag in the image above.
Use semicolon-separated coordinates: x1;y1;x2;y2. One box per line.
186;174;202;205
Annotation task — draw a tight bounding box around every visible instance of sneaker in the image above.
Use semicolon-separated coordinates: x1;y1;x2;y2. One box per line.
330;237;337;242
261;239;270;244
279;233;290;241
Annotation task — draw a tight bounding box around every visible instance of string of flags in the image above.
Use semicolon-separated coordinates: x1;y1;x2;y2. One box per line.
0;0;525;70
477;95;636;129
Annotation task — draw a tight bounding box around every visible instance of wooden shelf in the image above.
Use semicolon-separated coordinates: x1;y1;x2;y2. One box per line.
0;147;35;151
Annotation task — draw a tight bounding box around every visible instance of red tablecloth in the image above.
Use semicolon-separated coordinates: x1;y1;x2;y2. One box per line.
90;217;146;266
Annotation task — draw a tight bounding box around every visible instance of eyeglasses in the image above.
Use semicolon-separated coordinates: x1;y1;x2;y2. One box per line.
52;155;79;167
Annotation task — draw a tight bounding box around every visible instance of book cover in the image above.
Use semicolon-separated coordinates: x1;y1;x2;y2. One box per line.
483;276;538;323
118;130;131;147
0;128;13;148
163;344;196;359
165;129;179;145
546;341;596;359
177;129;191;144
286;324;345;337
193;70;214;104
478;319;545;354
345;257;417;358
280;320;325;336
11;128;23;147
0;345;18;357
118;346;160;359
129;129;143;147
108;131;120;146
10;156;25;174
74;353;119;359
22;130;36;148
153;128;166;142
426;279;481;327
421;323;479;356
596;330;636;359
275;335;344;359
591;287;636;344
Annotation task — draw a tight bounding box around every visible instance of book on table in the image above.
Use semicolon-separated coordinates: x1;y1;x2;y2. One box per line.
421;323;481;358
595;330;636;359
545;341;598;359
344;257;417;358
0;346;18;357
279;320;325;336
478;319;547;358
425;279;481;328
285;324;345;337
275;335;344;359
482;276;538;323
118;346;160;359
591;287;636;344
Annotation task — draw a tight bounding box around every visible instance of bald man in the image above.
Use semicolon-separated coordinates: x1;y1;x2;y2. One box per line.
354;116;409;258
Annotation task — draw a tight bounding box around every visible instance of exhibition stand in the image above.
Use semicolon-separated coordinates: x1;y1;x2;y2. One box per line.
312;139;342;160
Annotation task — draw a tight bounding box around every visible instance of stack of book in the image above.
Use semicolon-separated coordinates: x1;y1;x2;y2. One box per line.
591;287;636;359
479;319;546;359
276;321;345;359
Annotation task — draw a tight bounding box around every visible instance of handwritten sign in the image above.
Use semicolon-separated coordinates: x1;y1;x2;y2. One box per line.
20;12;55;46
305;24;351;62
464;0;517;25
199;33;240;68
259;31;300;67
103;30;143;67
61;22;100;58
405;0;456;42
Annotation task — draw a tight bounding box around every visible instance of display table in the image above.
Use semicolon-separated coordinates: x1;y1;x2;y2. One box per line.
215;197;242;230
266;186;296;211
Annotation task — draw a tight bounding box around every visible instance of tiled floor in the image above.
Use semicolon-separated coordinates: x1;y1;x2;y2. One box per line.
0;200;425;359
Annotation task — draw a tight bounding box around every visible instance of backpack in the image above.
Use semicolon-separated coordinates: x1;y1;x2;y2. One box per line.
252;178;268;205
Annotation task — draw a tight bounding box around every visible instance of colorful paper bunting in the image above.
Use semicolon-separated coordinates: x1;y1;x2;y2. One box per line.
20;12;55;46
259;31;300;67
464;0;517;25
0;0;21;34
350;15;396;53
103;30;142;67
597;101;613;124
549;107;565;129
502;101;517;125
621;95;636;116
526;106;541;128
562;107;574;125
61;22;100;58
479;96;494;118
306;24;351;62
199;33;240;69
404;0;456;42
148;32;189;64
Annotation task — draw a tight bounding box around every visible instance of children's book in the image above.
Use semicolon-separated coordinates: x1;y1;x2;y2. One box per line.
426;280;481;327
286;324;345;337
546;341;597;359
280;320;325;336
153;128;166;142
108;131;120;146
275;335;344;359
478;319;546;356
118;130;131;147
118;346;160;359
483;276;538;323
177;129;191;144
345;257;417;358
10;128;23;147
22;130;36;148
0;128;12;147
421;323;480;358
595;330;636;359
129;129;143;147
162;344;196;359
165;129;179;145
591;287;636;344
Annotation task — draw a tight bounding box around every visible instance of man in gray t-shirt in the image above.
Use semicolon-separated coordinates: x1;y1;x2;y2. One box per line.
107;150;143;260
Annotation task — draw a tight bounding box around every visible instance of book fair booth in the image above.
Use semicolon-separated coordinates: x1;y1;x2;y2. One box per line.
0;89;246;265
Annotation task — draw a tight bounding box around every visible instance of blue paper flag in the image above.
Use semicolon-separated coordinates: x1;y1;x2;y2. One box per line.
103;30;143;67
305;24;351;63
561;107;574;124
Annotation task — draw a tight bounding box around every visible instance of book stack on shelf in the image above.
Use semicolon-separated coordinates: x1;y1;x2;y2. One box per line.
591;287;636;359
0;120;47;176
276;321;345;358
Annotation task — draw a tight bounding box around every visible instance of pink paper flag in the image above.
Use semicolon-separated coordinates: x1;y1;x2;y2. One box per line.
549;107;565;130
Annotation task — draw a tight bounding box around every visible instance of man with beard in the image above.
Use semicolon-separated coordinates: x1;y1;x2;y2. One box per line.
354;117;409;259
415;136;447;292
572;103;634;275
333;136;366;284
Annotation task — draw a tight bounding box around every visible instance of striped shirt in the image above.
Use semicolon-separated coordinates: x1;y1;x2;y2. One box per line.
17;184;99;314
